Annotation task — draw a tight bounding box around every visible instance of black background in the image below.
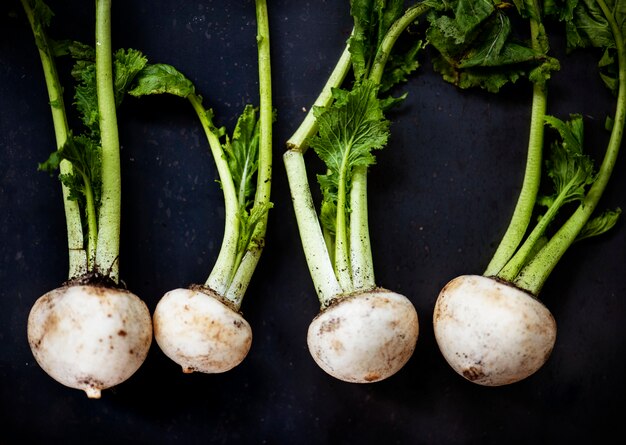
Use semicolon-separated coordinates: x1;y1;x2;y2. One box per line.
1;1;625;444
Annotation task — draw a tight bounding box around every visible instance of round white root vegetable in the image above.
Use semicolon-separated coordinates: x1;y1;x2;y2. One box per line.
307;288;419;383
433;274;557;386
27;284;152;398
153;287;252;374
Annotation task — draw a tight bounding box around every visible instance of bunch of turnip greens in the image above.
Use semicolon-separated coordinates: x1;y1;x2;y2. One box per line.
428;0;623;386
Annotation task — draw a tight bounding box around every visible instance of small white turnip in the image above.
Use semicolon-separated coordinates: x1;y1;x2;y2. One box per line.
307;288;419;383
433;275;556;386
153;287;252;374
131;1;272;376
283;4;429;382
27;284;153;398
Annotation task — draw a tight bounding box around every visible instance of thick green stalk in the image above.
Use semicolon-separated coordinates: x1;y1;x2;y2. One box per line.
349;165;375;290
284;150;343;305
348;3;430;290
286;45;352;153
94;0;121;282
484;15;547;277
334;152;354;292
21;0;87;279
82;175;98;269
186;94;240;297
514;0;626;295
225;0;273;307
497;188;568;282
368;3;430;84
285;3;431;301
282;20;353;304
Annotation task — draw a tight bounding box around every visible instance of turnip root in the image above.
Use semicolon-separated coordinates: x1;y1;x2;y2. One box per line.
153;287;252;373
27;284;152;398
308;288;418;383
433;275;556;386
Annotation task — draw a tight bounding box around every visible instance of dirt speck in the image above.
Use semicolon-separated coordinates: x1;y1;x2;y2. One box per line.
364;373;380;382
462;366;485;381
319;317;341;333
330;339;344;353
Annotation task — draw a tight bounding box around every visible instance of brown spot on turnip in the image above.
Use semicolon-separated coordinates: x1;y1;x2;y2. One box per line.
319;317;341;333
463;366;485;381
118;330;127;337
331;339;344;353
440;277;464;295
364;373;380;382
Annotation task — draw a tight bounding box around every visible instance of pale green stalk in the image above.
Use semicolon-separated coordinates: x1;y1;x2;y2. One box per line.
186;94;240;297
21;0;87;279
349;165;374;290
225;0;273;307
334;153;354;291
348;2;431;291
497;188;568;282
484;12;547;277
284;150;343;305
368;3;430;84
285;3;432;302
283;22;353;305
94;0;121;282
82;176;98;268
514;0;626;295
286;45;352;153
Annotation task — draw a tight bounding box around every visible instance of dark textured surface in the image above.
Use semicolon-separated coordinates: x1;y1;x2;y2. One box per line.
1;1;625;444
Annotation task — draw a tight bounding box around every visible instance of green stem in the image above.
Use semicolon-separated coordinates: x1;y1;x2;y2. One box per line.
334;152;354;292
349;165;375;290
82;174;99;269
347;3;430;290
21;0;87;279
225;0;273;307
514;0;626;295
94;0;121;282
286;45;352;153
284;150;343;305
497;189;568;282
368;3;430;84
484;15;547;277
187;94;240;297
285;3;431;302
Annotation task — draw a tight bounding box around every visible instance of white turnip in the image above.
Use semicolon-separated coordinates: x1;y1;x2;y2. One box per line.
308;289;418;383
429;0;624;386
433;275;555;386
28;284;152;398
153;287;252;373
129;0;273;374
284;3;429;382
22;0;152;396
